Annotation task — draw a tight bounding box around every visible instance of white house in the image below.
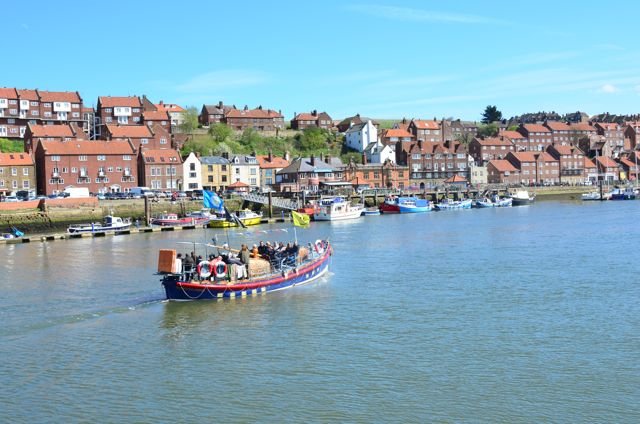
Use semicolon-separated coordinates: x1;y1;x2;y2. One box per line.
182;152;202;191
364;141;395;164
345;120;377;152
230;155;261;190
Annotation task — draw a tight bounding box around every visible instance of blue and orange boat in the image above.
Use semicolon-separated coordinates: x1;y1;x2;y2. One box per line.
159;240;332;300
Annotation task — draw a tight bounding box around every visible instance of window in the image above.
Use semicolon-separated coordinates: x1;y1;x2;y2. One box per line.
235;168;240;174
105;117;112;123
11;167;17;176
141;138;148;144
160;137;167;144
22;180;30;188
107;167;113;172
250;168;256;175
250;178;256;185
31;110;39;116
97;155;106;161
118;116;128;124
208;176;213;183
12;180;18;188
23;168;29;176
221;165;227;171
30;101;38;106
72;112;80;118
133;116;140;123
79;155;87;161
221;175;227;182
189;172;196;178
123;155;131;161
51;155;60;162
104;108;112;113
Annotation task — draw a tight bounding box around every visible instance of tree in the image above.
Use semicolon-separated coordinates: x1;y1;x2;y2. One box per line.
455;132;474;146
0;138;23;153
178;106;199;135
295;127;331;153
208;123;233;144
481;105;502;124
477;123;499;138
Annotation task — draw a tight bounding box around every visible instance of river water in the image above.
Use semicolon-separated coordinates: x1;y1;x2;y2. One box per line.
1;199;639;422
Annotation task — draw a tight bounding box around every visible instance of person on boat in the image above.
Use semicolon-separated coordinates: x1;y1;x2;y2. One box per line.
175;253;183;275
239;244;251;279
250;244;259;258
258;241;268;257
183;253;194;280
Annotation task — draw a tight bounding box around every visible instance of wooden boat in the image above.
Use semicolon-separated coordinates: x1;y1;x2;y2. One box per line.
379;196;431;213
313;197;363;221
67;215;131;233
474;196;512;208
509;190;536;206
151;212;210;227
435;198;472;210
159;240;332;300
208;210;263;228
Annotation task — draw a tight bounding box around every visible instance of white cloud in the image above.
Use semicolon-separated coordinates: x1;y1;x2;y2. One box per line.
345;4;507;25
599;84;619;93
175;70;267;93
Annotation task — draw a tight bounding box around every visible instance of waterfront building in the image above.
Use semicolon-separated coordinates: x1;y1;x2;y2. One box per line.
617;156;639;181
256;152;290;189
506;151;559;185
487;159;521;185
275;155;343;194
138;149;182;191
397;140;469;189
567;122;597;146
34;139;137;195
546;144;586;185
345;120;377;152
181;152;202;192
24;123;88;153
517;123;553;152
200;156;230;192
469;163;488;186
584;157;598;183
594;156;621;182
468;136;515;164
229;154;261;190
623;121;640;150
290;110;333;130
0;152;36;196
445;119;479;144
342;158;409;190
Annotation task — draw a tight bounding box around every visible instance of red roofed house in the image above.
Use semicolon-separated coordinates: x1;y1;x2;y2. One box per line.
487;160;520;184
34;139;137;195
594;122;627;158
595;156;621;182
225;105;284;132
623;122;640;150
517;123;552;152
290;110;333;130
400;141;469;189
618;157;639;181
96;96;143;137
138;149;183;191
546;144;585;185
0;87;20;138
408;119;442;142
380;128;414;146
24;122;88;154
568;122;597;145
506;151;559;185
0;152;36;197
199;101;235;127
543;121;572;145
142;110;171;132
155;101;185;129
256;152;290;188
584;157;598;183
104;123;171;151
500;130;528;151
468;136;515;164
342;159;410;190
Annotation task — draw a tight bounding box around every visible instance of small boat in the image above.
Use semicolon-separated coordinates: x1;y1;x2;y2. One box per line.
159;239;332;301
361;207;381;216
67;215;131;233
296;205;315;217
509;190;536;206
379;196;431;213
608;186;636;200
313;197;363;221
435;198;473;210
151;212;210;227
581;191;608;201
208;210;263;228
474;196;513;208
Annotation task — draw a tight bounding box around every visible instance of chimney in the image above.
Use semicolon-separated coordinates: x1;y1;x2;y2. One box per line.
310;155;315;166
284;151;290;161
356;113;360;118
362;153;367;165
324;154;330;163
244;105;248;111
402;117;406;124
268;150;273;161
258;105;263;110
218;100;223;108
312;110;317;116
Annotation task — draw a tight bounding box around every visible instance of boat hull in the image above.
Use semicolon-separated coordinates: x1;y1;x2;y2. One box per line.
67;224;131;233
151;218;210;227
435;199;472;210
161;242;332;300
397;205;431;213
511;198;534;206
208;217;262;228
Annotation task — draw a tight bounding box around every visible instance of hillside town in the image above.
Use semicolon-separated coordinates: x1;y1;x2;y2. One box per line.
1;85;639;200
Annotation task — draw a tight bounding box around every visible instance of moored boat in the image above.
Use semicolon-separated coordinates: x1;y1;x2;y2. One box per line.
159;239;332;300
208;210;263;228
581;191;608;201
608;186;636;200
151;212;210;227
474;196;513;208
435;198;472;210
361;207;381;216
379;196;431;213
509;190;536;206
313;197;363;221
67;215;131;233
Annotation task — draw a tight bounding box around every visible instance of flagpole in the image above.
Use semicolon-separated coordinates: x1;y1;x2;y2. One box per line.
292;212;298;245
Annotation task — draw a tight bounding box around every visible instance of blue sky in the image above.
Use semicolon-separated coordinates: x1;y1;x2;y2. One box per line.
6;0;640;121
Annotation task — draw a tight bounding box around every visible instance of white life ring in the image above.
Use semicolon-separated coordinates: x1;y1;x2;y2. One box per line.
197;261;212;278
211;259;228;279
314;240;324;254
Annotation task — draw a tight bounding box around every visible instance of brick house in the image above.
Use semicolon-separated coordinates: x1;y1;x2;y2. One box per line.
506;151;559;185
225;106;284;132
517;123;553;151
24;122;88;153
595;156;621;182
408;119;442;142
34;139;137;195
155;101;185;129
623;122;640;150
199;101;235;126
200;156;231;192
568;122;597;146
543;121;572;145
618;157;639;182
96;96;143;135
399;141;470;189
138;149;182;191
546;144;585;185
342;159;409;190
291;110;333;130
446;119;479;144
468;136;515;164
500;130;528;151
142;110;171;133
486;160;520;184
256;152;290;188
594;122;627;158
0;152;36;196
380;128;413;146
104;123;170;151
275;156;344;193
584;157;598;183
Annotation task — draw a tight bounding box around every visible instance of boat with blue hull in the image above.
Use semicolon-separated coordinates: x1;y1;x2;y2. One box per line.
474;196;512;208
435;198;473;210
608;186;636;200
379;196;431;213
160;240;332;300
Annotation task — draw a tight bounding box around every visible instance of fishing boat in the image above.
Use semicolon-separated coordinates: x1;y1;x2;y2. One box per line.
509;190;536;206
379;196;431;213
67;215;131;233
581;191;608;201
158;239;332;300
151;212;210;227
313;197;363;221
361;207;381;216
474;196;513;208
434;198;473;210
208;210;263;228
608;186;636;200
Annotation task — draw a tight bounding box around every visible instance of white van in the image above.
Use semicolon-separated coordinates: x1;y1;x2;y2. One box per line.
129;187;154;198
63;187;90;198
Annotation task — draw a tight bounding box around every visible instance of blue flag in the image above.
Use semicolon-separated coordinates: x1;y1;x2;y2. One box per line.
203;190;224;212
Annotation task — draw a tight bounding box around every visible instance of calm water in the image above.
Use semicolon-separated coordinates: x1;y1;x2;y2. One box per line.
1;199;639;423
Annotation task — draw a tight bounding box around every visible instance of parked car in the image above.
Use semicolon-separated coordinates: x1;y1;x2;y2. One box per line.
153;190;167;198
3;195;19;202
